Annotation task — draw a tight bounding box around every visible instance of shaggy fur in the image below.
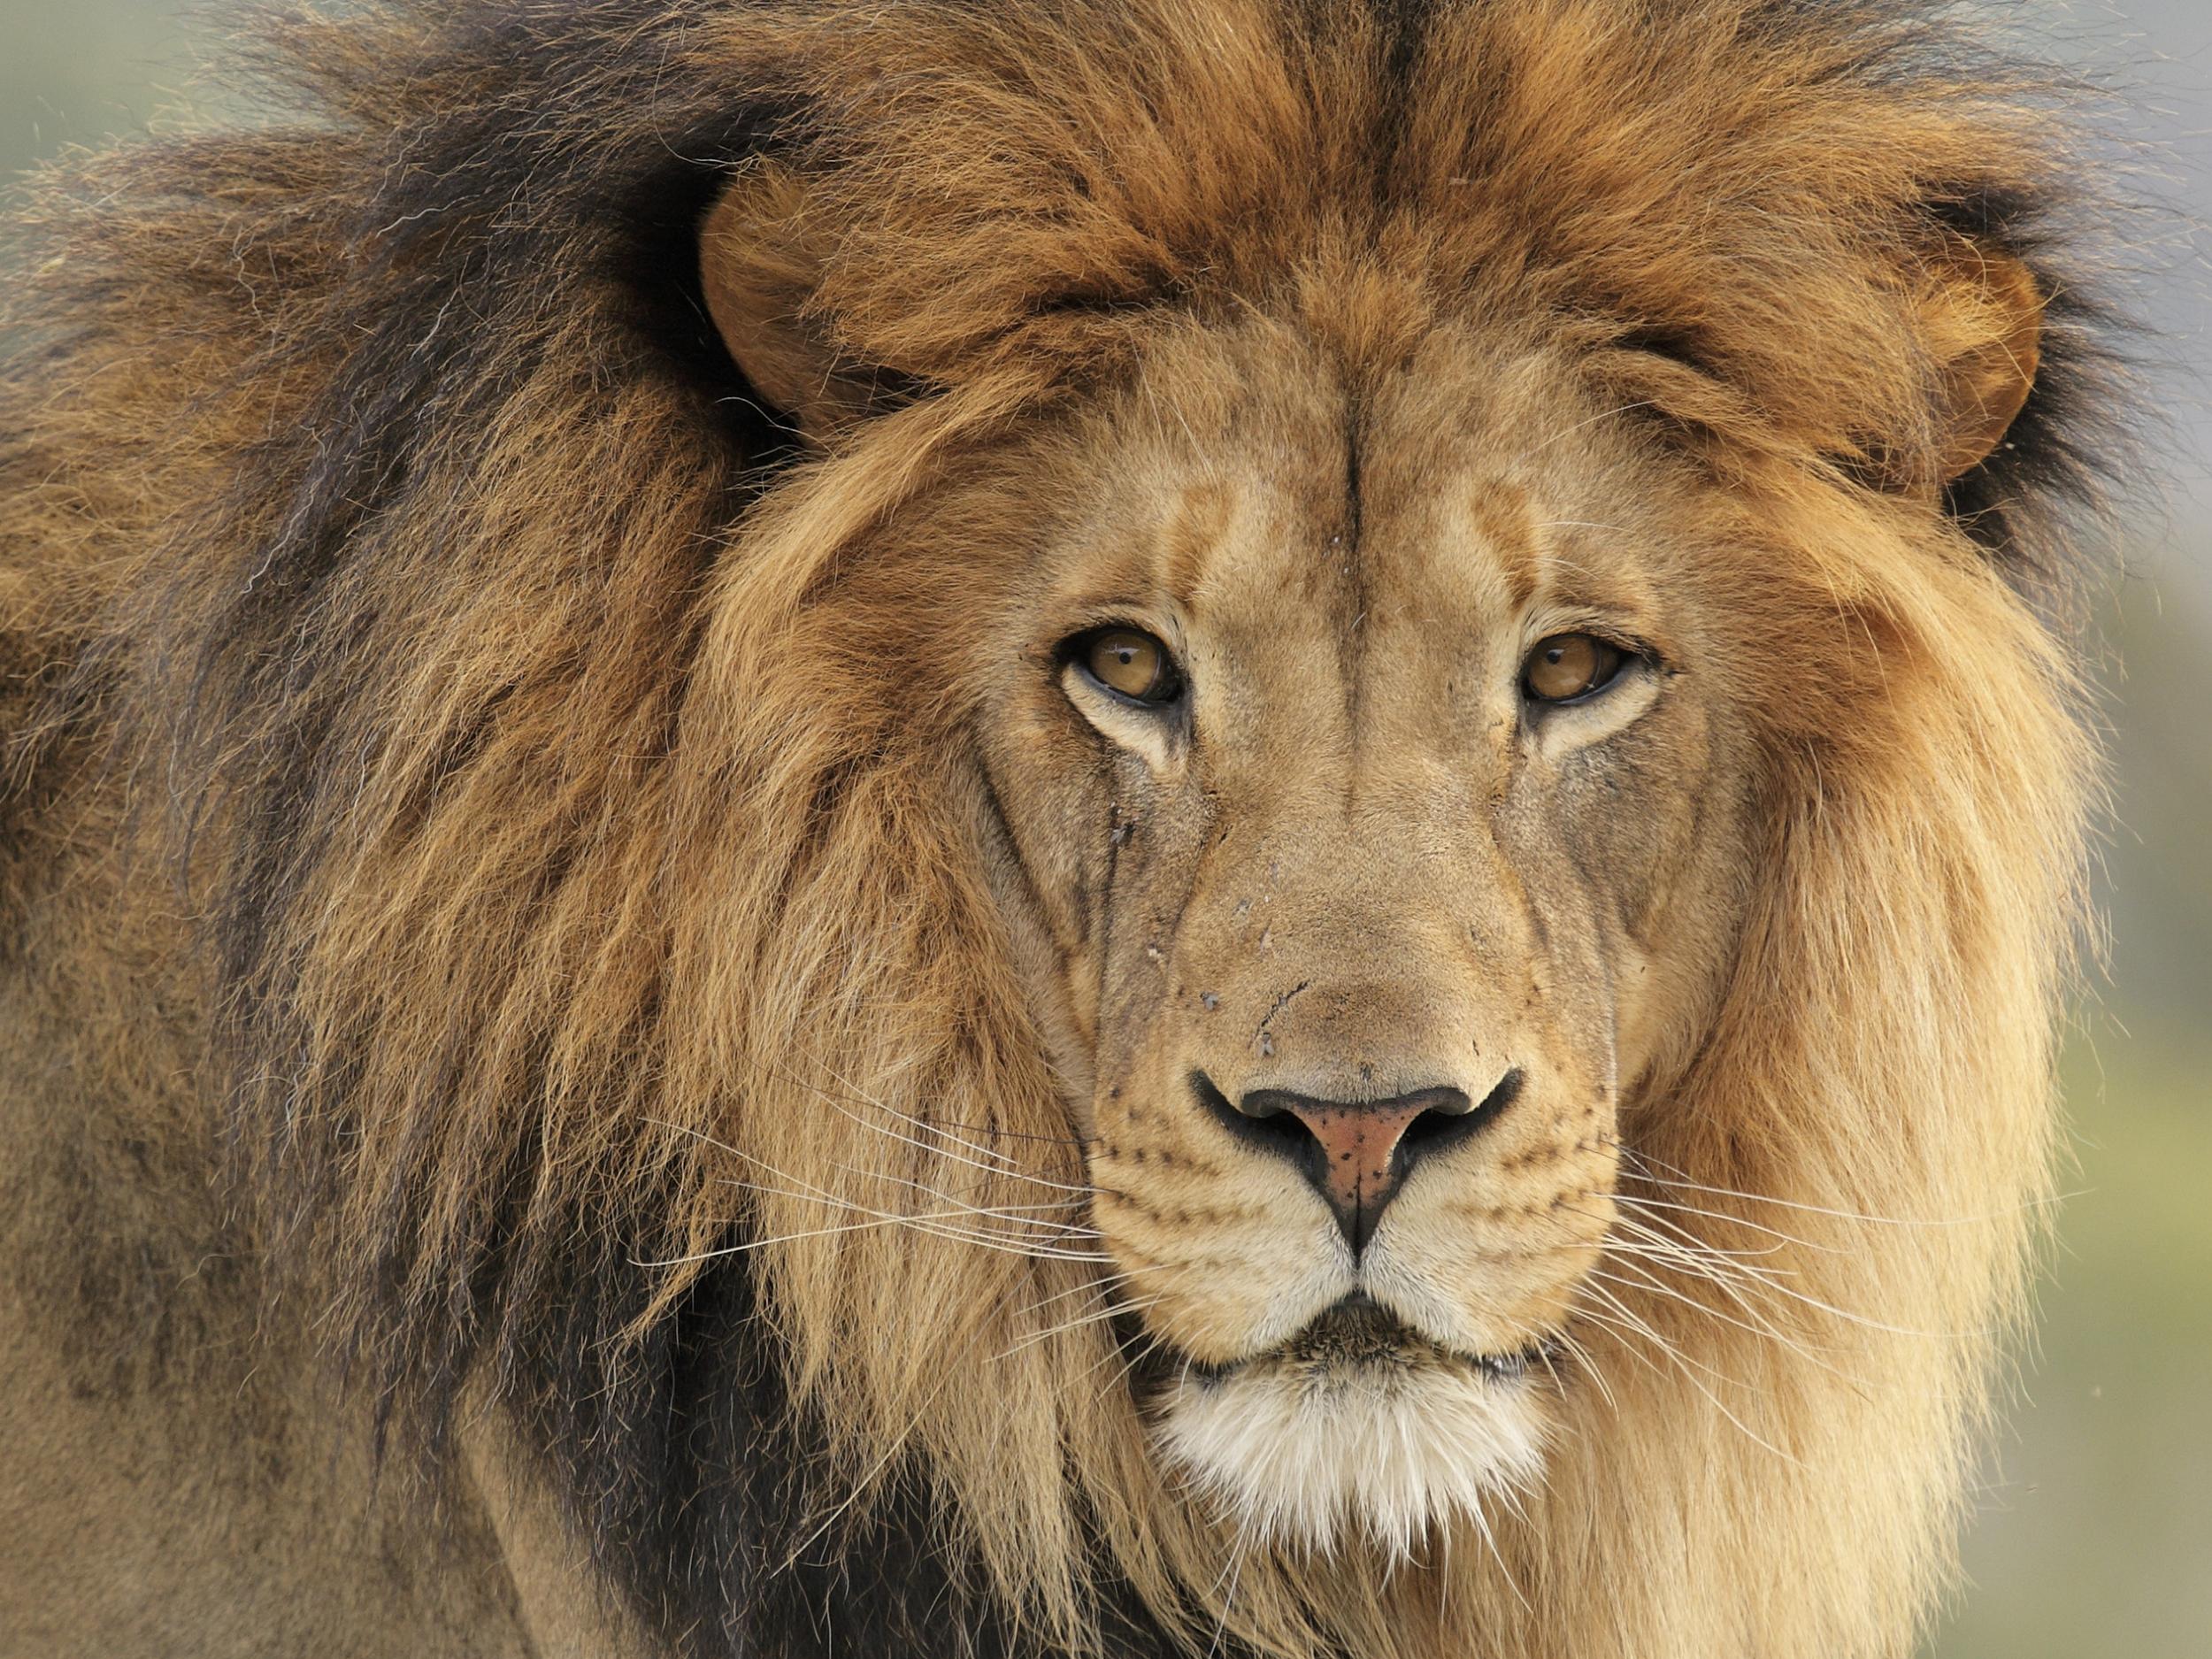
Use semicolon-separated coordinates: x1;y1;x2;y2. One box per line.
0;3;2124;1656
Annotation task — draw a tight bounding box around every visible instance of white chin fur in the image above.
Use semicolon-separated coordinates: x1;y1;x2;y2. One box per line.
1154;1353;1547;1558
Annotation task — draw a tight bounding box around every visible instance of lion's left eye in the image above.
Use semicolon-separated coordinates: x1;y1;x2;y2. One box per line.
1522;633;1626;704
1072;627;1185;706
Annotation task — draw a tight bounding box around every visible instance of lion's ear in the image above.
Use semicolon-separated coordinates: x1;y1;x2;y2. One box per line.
699;162;879;440
1916;236;2044;484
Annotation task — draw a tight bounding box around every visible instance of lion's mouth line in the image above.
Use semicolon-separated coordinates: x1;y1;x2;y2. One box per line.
1176;1292;1554;1387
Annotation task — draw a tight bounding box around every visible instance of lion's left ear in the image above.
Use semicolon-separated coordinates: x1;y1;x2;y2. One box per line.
1916;235;2045;485
699;161;880;440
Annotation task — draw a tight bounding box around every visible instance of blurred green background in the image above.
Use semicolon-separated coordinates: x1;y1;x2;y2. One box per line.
4;2;2205;1653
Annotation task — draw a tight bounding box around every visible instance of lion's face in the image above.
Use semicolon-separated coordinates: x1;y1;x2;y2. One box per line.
970;313;1759;1550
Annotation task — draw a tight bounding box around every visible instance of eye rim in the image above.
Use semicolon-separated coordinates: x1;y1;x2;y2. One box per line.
1520;630;1636;707
1064;624;1187;710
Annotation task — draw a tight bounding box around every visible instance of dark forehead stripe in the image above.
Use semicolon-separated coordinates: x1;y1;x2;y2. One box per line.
1162;481;1232;612
1466;480;1540;611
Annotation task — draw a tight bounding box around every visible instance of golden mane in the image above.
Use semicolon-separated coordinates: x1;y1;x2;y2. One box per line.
0;3;2122;1655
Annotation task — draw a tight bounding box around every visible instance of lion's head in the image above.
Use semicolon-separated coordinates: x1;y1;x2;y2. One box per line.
4;2;2120;1655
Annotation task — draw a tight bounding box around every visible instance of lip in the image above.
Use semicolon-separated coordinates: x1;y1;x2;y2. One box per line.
1181;1292;1551;1386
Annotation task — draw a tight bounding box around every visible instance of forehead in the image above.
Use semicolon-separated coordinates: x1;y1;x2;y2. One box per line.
1036;314;1682;646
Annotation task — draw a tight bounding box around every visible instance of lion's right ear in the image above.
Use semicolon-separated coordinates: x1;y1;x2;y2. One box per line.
699;162;878;440
1915;234;2045;487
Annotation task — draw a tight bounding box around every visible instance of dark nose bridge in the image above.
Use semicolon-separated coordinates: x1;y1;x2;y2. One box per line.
1194;1071;1523;1254
1200;846;1491;1087
1222;784;1499;971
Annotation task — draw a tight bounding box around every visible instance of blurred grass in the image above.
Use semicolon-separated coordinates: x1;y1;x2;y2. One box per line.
1943;1019;2212;1653
4;4;2207;1656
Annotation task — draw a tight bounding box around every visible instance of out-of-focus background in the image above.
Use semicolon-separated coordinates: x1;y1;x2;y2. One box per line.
3;2;2204;1653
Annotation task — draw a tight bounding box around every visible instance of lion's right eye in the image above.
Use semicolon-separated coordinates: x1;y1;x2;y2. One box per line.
1522;633;1627;704
1072;628;1185;706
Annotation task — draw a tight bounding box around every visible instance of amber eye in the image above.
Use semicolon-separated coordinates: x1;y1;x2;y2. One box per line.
1522;633;1627;704
1076;628;1184;705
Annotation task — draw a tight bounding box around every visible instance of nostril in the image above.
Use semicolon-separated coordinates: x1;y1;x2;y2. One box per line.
1191;1070;1310;1158
1398;1068;1521;1161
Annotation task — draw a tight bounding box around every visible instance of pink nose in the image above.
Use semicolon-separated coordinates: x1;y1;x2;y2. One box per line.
1195;1073;1523;1254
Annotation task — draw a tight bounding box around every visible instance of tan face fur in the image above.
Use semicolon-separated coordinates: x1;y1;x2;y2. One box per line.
971;314;1757;1552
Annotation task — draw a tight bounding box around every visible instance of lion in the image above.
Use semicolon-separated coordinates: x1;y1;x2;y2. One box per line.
0;2;2124;1655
